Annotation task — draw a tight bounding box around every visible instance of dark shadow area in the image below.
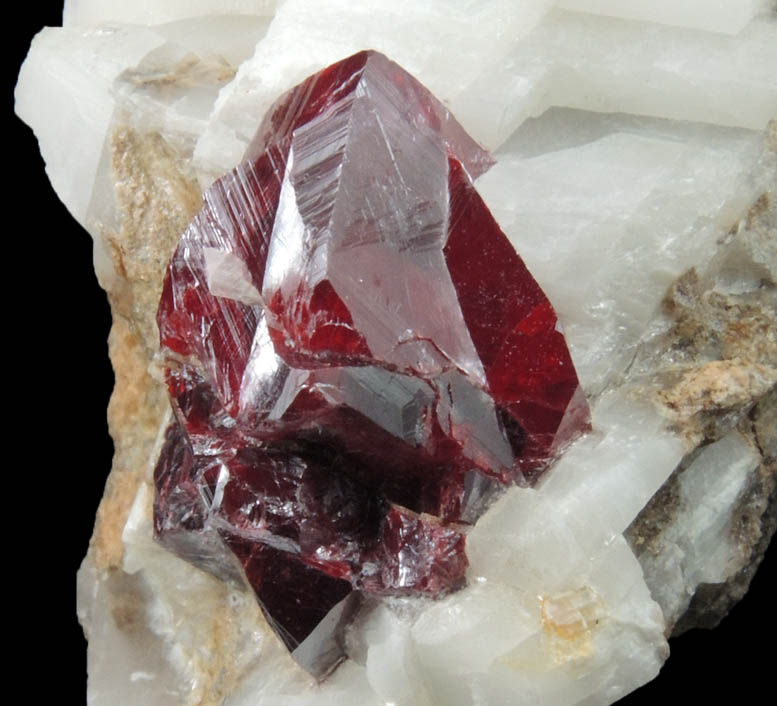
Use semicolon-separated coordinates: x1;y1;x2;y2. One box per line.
12;3;115;702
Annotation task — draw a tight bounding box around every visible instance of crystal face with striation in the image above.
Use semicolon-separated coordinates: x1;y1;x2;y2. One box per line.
154;49;588;676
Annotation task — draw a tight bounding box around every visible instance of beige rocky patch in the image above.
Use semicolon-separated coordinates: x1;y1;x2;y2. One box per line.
660;270;777;371
644;183;777;445
90;128;202;571
182;590;292;706
628;179;776;632
109;127;202;354
91;316;169;571
657;361;777;445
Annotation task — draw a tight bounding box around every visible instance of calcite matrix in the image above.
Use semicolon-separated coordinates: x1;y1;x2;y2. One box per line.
15;2;777;705
155;50;586;673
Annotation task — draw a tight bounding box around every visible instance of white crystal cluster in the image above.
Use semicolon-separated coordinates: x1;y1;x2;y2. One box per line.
16;2;777;706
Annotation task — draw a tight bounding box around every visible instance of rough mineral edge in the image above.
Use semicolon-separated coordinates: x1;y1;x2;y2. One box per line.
667;386;776;634
193;0;777;181
10;1;776;704
625;149;777;634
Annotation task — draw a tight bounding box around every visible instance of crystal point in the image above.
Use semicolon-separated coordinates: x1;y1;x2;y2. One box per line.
154;49;588;676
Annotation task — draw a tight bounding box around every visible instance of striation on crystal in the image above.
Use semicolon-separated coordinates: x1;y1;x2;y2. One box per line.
154;49;589;677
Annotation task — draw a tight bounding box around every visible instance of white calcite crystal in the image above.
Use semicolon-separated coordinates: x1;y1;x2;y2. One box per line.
63;1;278;28
15;1;777;705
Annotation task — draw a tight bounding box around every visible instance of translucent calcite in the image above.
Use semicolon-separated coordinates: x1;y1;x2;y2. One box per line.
154;50;588;675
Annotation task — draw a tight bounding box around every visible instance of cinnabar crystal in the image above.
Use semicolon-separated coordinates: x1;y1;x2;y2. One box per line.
154;50;588;677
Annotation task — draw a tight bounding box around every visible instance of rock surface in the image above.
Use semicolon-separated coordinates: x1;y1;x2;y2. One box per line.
14;2;777;706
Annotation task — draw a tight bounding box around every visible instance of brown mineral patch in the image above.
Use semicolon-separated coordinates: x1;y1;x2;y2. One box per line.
766;119;777;153
649;181;776;387
662;267;702;320
657;361;777;445
722;311;777;364
91;464;142;571
99;567;154;639
660;271;777;370
89;128;203;570
123;53;236;90
109;127;202;355
753;385;777;461
625;467;683;557
91;315;169;571
111;589;144;634
660;361;775;412
744;192;770;231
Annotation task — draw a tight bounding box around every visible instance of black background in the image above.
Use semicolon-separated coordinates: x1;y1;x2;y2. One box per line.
11;3;774;704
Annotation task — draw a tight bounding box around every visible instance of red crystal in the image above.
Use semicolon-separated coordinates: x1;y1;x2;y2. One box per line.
154;50;588;676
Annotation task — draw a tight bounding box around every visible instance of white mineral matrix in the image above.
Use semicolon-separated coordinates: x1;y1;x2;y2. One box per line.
13;2;777;706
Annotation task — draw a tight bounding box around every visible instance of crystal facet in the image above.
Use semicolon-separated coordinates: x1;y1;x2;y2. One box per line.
154;49;588;675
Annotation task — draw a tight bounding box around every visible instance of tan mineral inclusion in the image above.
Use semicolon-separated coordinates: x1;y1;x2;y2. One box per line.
14;1;777;705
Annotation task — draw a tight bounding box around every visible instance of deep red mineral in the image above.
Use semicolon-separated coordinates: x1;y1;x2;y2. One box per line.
154;50;588;676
